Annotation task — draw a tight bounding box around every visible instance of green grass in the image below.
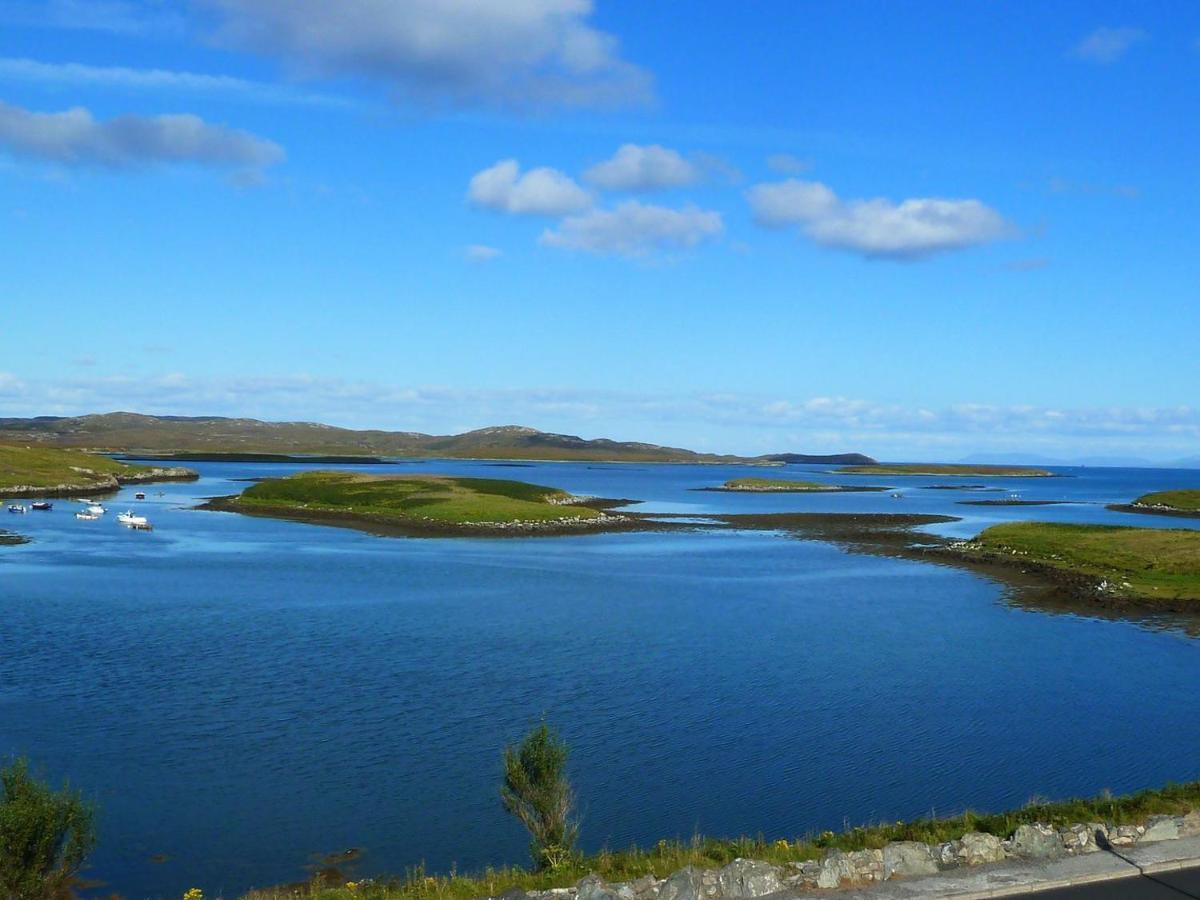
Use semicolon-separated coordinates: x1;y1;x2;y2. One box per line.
839;463;1054;477
243;780;1200;900
0;444;151;492
1133;490;1200;512
971;521;1200;602
236;472;601;526
721;477;828;491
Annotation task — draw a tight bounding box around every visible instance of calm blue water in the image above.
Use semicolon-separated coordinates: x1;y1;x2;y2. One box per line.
2;461;1200;899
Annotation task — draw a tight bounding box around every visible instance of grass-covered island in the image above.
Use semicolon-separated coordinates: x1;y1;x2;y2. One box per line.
950;521;1200;605
205;471;640;536
0;444;196;498
838;463;1055;477
703;477;889;493
1112;489;1200;519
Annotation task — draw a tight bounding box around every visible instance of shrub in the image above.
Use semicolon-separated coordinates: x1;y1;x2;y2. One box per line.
0;758;96;900
500;723;578;871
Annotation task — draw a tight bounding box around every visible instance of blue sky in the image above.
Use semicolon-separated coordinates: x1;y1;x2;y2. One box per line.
1;1;1198;460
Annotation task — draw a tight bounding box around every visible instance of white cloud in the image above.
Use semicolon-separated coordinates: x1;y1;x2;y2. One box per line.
766;153;809;174
200;0;653;109
1071;27;1147;63
746;178;1011;259
540;200;723;256
0;101;285;174
468;158;591;216
583;143;699;191
465;244;502;262
0;57;357;110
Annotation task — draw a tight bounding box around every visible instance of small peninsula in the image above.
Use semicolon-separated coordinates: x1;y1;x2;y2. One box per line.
1111;489;1200;519
0;445;197;498
838;463;1056;477
948;521;1200;605
205;471;640;536
702;477;889;493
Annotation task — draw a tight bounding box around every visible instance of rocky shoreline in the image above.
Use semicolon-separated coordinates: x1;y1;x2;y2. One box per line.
489;813;1200;900
695;485;891;494
0;465;198;499
1109;502;1200;519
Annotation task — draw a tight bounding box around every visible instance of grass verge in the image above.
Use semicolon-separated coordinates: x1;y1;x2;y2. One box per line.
244;781;1200;900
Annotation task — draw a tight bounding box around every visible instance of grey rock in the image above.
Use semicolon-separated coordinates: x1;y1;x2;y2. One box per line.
620;875;661;900
1110;825;1142;847
577;876;621;900
1179;811;1200;838
1059;824;1099;854
656;868;702;900
882;841;938;879
932;841;960;868
846;849;884;882
1011;823;1064;859
816;850;855;889
1141;815;1181;843
715;860;781;899
957;831;1006;866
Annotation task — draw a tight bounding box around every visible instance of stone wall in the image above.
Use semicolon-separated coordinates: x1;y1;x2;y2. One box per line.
493;811;1200;899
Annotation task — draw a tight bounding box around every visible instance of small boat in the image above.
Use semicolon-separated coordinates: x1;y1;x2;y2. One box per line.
7;504;28;514
75;510;100;521
31;501;53;511
117;511;150;528
890;492;903;499
134;491;146;500
85;503;106;516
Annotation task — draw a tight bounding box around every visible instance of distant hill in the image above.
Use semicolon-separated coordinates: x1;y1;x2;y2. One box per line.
763;452;877;466
0;412;860;465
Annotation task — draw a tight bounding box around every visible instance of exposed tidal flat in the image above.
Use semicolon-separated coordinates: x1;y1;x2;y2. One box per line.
3;460;1200;897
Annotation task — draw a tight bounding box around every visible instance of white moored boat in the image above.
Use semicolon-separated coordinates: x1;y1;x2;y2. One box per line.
7;504;28;514
75;510;100;521
117;511;150;527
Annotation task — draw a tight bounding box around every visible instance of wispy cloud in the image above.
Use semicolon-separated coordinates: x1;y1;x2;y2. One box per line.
2;373;1198;460
1071;26;1147;64
0;101;284;176
766;153;809;174
199;0;654;110
746;178;1012;260
0;0;186;36
465;244;502;263
0;57;359;110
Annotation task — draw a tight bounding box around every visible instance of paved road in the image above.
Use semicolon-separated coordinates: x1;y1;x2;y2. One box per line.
1029;864;1200;898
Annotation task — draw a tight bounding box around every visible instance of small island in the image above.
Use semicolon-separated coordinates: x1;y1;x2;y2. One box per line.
205;471;640;536
1111;489;1200;519
948;521;1200;605
0;445;197;498
701;477;889;493
838;463;1056;477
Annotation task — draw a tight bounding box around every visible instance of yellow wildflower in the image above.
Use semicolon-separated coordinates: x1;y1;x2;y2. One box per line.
183;889;204;900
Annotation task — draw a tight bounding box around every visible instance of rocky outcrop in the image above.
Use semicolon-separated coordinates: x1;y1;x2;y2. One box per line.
487;810;1200;900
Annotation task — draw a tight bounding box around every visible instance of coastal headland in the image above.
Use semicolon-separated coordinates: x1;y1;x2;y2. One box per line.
0;445;197;498
837;463;1057;477
1110;489;1200;519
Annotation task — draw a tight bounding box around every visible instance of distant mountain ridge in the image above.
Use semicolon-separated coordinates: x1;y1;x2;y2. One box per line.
0;412;872;465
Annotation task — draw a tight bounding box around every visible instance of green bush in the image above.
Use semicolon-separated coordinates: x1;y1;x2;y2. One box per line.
0;758;96;900
500;723;578;871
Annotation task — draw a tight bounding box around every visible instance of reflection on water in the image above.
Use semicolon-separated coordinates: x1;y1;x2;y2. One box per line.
1;459;1199;898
